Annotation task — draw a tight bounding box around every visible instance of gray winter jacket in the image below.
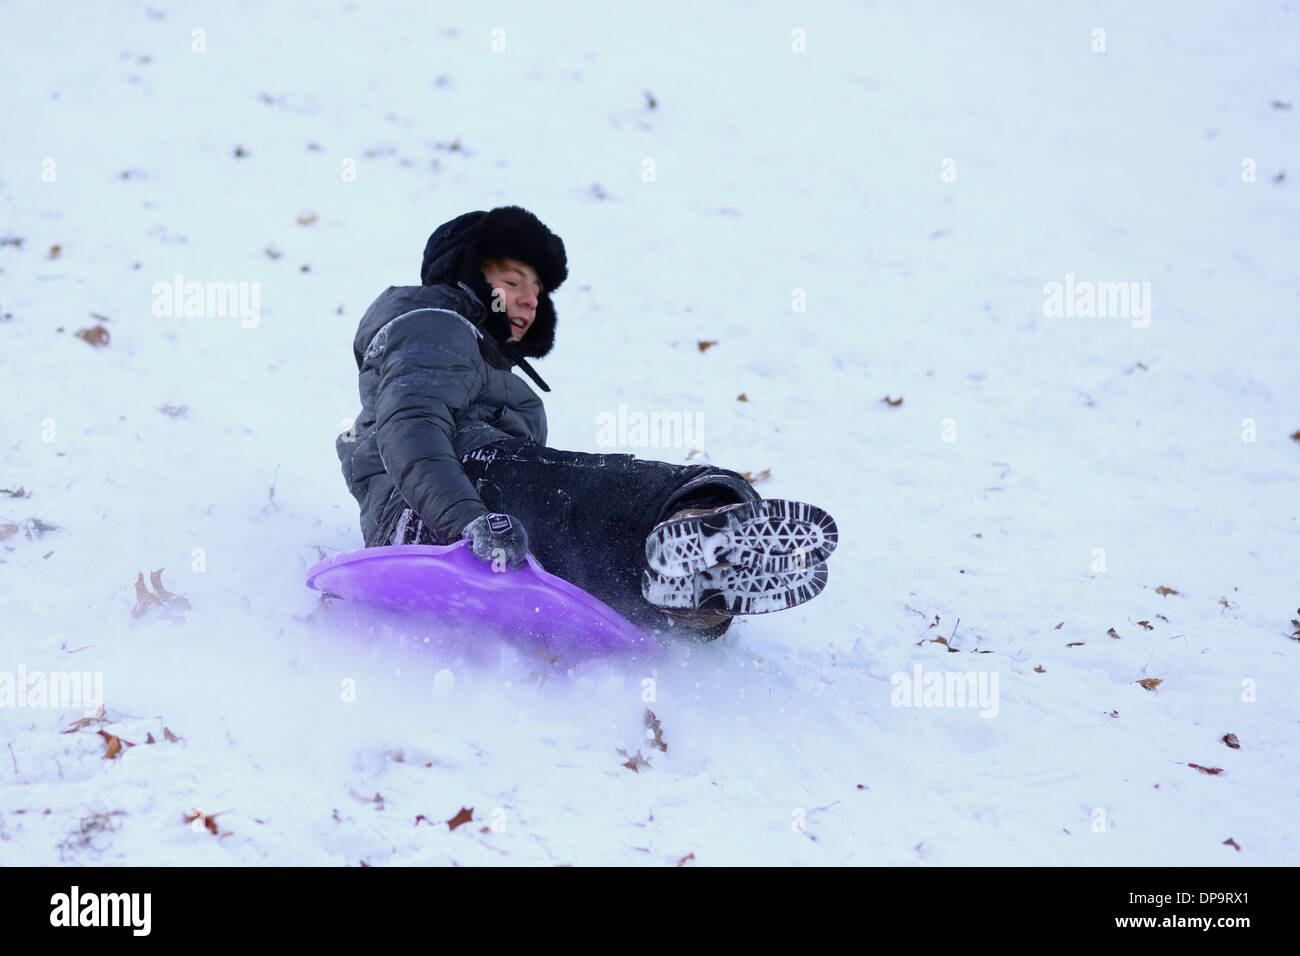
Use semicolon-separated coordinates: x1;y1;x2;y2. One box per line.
336;281;547;546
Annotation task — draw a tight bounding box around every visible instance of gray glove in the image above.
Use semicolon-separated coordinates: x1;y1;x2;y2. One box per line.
460;513;530;570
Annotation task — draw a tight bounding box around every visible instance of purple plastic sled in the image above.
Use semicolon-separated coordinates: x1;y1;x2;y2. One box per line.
305;541;658;659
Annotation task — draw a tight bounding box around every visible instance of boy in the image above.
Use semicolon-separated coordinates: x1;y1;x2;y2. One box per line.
337;206;837;640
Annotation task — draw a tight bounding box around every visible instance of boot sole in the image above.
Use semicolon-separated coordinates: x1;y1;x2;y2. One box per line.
641;561;829;615
645;499;838;578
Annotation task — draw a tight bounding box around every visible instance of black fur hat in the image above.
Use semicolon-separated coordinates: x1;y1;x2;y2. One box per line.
473;205;567;293
421;206;565;359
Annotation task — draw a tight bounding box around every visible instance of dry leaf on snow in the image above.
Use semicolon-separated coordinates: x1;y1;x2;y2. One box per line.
75;325;110;347
446;807;474;831
183;808;228;835
61;705;108;733
644;709;667;753
150;569;192;610
98;729;134;759
131;572;162;618
130;569;190;622
616;748;651;772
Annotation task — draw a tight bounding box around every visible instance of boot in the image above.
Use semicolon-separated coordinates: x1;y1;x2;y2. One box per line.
651;506;740;628
645;499;838;579
642;501;835;618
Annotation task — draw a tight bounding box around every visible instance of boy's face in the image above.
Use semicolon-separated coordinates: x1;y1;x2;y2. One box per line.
481;257;542;342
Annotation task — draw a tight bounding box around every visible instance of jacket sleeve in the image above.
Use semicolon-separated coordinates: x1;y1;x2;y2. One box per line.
371;311;490;543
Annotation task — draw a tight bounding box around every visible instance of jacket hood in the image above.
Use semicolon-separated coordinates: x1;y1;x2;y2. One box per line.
419;207;566;360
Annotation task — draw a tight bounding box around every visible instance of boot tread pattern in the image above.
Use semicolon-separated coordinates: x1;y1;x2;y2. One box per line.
645;499;838;578
641;562;829;615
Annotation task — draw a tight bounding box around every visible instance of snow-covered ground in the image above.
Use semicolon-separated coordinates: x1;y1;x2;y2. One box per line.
2;0;1297;866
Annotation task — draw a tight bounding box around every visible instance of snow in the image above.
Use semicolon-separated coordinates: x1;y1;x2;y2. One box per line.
2;0;1297;866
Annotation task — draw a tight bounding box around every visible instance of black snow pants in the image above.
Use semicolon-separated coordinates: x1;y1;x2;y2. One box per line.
378;437;762;637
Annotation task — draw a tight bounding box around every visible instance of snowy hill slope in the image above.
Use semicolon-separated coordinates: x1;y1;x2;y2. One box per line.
1;0;1297;865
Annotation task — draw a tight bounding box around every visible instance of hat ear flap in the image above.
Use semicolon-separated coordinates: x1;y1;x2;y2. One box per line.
455;244;484;288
